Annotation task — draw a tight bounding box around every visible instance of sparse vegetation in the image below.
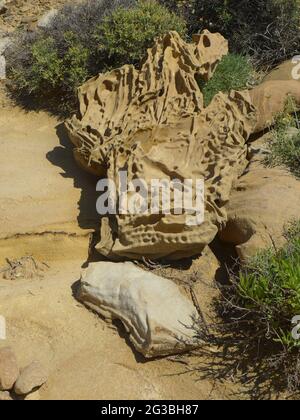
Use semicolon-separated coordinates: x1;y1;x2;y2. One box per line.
191;222;300;398
98;0;186;66
265;98;300;178
160;0;300;67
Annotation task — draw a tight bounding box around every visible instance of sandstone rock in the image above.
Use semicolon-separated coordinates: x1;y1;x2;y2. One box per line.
0;54;5;79
78;262;200;357
14;361;47;396
219;161;300;261
0;347;19;391
0;391;13;400
0;108;98;266
37;9;57;29
249;80;300;133
264;59;300;83
66;31;257;260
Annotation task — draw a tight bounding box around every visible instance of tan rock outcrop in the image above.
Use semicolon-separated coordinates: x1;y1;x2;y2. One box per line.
66;31;257;260
264;59;300;83
219;161;300;261
249;80;300;133
66;31;229;176
0;108;98;265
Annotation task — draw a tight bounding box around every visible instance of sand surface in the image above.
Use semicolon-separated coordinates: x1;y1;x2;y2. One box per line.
0;104;237;400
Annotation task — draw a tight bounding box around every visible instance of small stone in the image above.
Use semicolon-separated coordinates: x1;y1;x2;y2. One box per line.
14;361;47;396
24;390;40;401
37;9;58;29
21;16;38;24
0;347;19;391
0;391;13;400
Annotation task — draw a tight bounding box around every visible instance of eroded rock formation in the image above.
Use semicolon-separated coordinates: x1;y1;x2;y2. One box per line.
66;29;300;260
66;31;258;260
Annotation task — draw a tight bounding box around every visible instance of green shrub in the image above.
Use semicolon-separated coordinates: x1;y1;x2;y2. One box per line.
190;222;300;397
160;0;300;67
199;54;254;106
98;0;187;66
236;222;300;352
10;34;90;95
8;33;91;114
265;99;300;178
6;0;186;115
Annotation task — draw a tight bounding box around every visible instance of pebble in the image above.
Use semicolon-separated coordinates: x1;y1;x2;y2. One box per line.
0;347;19;391
0;390;13;400
14;361;47;396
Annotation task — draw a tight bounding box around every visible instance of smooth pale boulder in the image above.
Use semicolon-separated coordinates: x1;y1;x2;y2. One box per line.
78;262;200;358
249;80;300;133
264;59;300;83
219;161;300;261
0;347;19;391
14;361;47;396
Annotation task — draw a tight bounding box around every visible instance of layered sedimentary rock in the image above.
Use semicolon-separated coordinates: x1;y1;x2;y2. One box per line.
78;262;200;357
66;31;257;260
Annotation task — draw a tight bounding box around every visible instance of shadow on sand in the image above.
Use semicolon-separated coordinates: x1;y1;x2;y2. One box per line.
46;122;99;232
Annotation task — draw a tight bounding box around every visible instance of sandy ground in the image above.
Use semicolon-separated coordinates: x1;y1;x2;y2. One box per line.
0;106;99;264
0;103;239;400
0;260;235;400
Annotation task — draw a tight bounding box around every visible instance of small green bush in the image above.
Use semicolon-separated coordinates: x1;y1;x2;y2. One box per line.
6;0;136;114
237;222;300;351
265;99;300;178
192;222;300;396
10;34;90;96
98;0;187;66
199;54;254;106
6;0;186;115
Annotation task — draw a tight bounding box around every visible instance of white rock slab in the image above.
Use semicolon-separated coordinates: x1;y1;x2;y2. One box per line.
37;9;58;28
0;55;6;80
78;262;200;358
